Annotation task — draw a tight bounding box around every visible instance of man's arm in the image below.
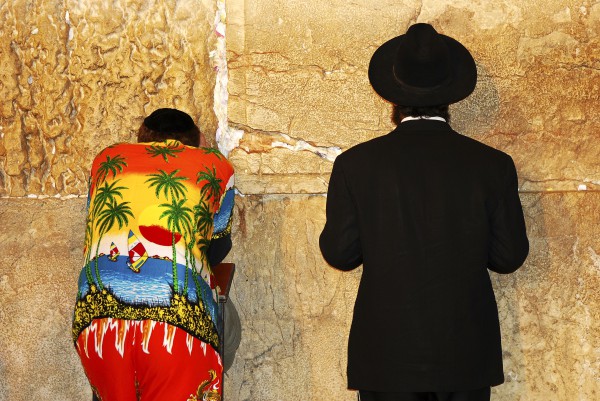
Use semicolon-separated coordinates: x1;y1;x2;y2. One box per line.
319;157;363;271
488;156;529;274
208;188;235;266
208;235;232;267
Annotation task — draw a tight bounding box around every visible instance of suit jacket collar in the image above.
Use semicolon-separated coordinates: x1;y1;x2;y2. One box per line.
392;119;453;134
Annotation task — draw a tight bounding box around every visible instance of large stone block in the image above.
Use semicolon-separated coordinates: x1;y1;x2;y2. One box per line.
0;190;598;401
225;192;599;400
492;192;600;400
225;194;359;400
0;0;218;197
0;198;89;400
227;0;599;194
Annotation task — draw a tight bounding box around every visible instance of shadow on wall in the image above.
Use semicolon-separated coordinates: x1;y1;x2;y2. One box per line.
0;358;5;399
225;197;306;399
450;64;500;139
450;66;545;398
491;193;550;400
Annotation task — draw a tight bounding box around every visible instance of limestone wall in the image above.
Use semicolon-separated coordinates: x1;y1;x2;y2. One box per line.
0;0;599;400
0;0;219;197
225;0;599;400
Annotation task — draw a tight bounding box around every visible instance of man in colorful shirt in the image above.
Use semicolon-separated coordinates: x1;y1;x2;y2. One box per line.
73;109;235;401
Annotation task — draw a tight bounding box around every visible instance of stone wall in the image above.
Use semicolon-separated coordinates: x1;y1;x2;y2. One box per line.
0;0;599;400
0;0;219;197
224;1;599;400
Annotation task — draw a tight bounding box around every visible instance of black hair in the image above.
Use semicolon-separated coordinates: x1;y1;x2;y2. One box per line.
137;108;200;147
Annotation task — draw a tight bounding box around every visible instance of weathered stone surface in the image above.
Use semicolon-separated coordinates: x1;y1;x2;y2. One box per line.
227;0;600;194
0;198;90;400
492;192;600;400
227;0;410;148
225;193;599;401
0;0;218;197
0;190;598;401
226;195;360;400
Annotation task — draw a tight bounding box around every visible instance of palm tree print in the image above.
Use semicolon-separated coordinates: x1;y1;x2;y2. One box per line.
196;165;222;208
159;198;194;294
183;243;193;296
194;200;213;238
92;181;129;217
187;200;213;282
83;219;95;285
84;152;128;289
145;140;184;162
145;167;198;295
196;238;211;264
145;169;188;200
96;155;127;185
202;147;224;160
97;199;134;236
84;178;130;290
94;198;134;289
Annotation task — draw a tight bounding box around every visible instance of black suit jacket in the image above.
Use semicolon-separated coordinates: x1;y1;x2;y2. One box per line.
319;120;529;392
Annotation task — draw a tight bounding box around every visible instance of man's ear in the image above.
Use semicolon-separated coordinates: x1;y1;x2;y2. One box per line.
199;133;208;148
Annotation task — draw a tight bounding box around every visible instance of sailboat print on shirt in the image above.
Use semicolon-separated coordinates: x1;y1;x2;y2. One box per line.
108;242;120;262
127;230;148;273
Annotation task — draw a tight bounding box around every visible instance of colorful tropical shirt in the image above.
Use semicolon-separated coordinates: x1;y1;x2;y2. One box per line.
72;140;235;351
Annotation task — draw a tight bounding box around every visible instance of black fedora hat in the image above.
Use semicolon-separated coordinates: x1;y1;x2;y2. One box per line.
368;23;477;107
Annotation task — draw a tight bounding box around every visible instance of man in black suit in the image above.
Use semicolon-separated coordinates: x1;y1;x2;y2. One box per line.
319;23;529;401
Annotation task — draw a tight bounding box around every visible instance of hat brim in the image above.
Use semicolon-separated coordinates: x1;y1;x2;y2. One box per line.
368;32;477;107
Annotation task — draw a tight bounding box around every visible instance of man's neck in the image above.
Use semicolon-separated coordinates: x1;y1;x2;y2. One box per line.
400;116;447;123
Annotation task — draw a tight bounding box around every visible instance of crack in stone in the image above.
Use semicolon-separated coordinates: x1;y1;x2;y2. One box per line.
521;178;599;191
229;50;364;77
213;0;244;158
271;136;341;162
409;0;424;26
557;62;600;72
230;123;341;162
0;194;85;200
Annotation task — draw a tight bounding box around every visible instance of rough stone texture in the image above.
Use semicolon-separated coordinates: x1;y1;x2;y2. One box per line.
227;0;600;195
493;193;599;401
1;0;600;401
224;194;599;401
225;195;360;400
0;0;219;197
1;194;598;400
0;198;90;400
223;1;600;400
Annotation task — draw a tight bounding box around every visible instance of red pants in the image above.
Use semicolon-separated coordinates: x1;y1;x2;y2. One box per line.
76;318;222;401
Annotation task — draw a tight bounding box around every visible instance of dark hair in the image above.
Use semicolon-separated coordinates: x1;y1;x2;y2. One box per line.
392;104;450;126
137;108;201;147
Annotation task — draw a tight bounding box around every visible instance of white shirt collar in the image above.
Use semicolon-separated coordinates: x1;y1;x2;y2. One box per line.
401;116;447;123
